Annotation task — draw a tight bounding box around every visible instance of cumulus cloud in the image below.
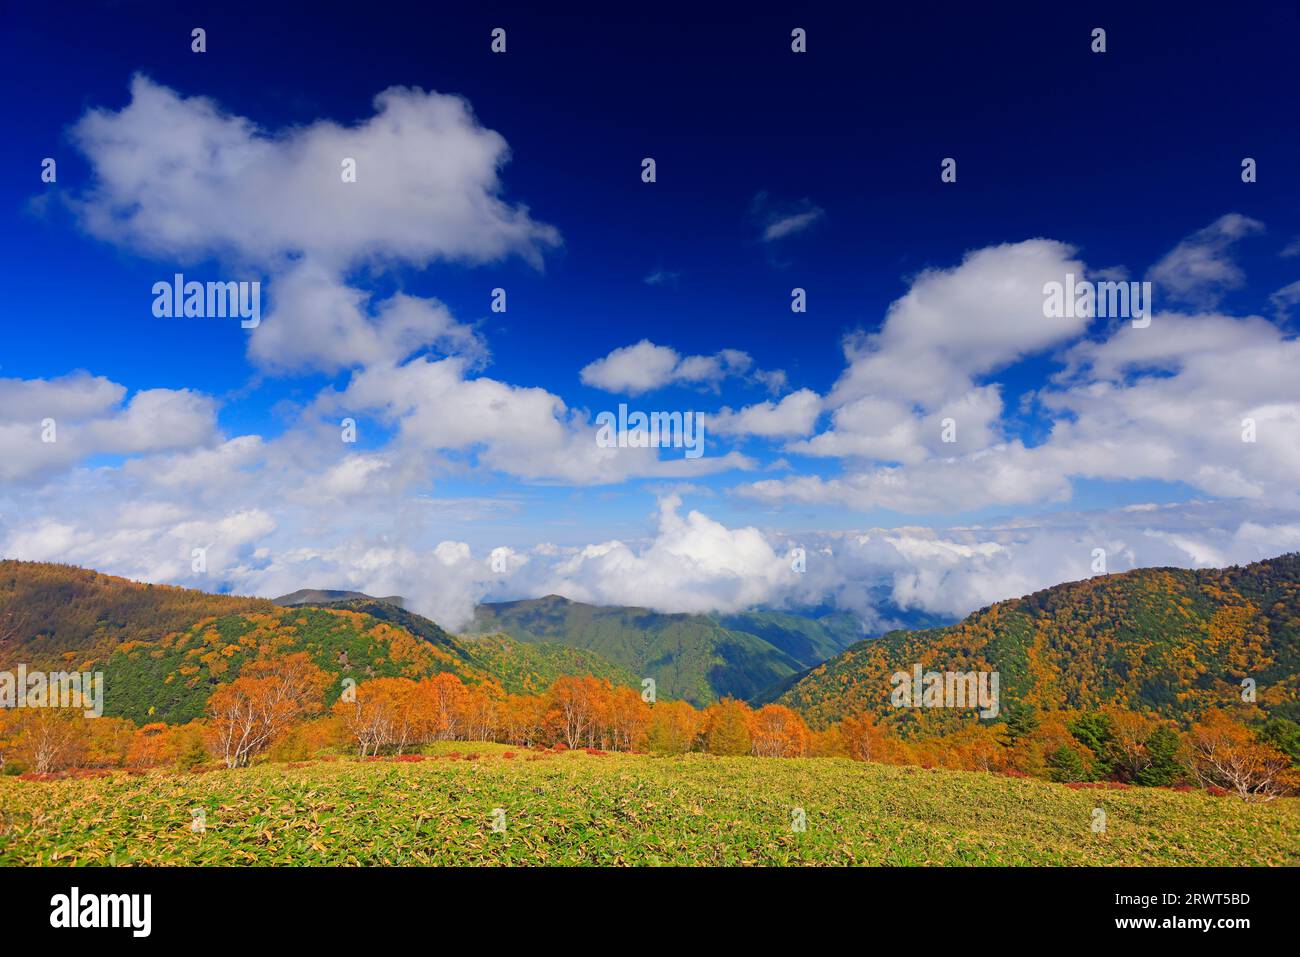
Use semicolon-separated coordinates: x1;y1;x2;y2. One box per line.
744;239;1090;500
524;495;792;613
70;75;559;271
0;372;218;483
67;75;558;373
739;230;1300;515
579;339;780;396
828;239;1092;410
248;261;485;374
323;355;754;485
706;389;821;438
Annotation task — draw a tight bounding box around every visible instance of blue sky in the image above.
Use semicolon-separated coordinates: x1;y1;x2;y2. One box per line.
2;2;1299;629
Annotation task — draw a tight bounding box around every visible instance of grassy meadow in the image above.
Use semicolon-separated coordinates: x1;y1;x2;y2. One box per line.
2;742;1296;866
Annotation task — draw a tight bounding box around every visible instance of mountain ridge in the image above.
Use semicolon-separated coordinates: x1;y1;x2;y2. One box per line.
778;553;1300;732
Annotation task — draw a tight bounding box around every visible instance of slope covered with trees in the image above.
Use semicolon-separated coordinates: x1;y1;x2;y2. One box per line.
779;554;1300;733
100;605;490;724
0;560;274;670
467;595;861;705
460;633;638;695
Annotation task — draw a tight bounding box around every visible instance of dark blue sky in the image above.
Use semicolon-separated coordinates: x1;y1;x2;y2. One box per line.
6;1;1296;406
1;1;1298;617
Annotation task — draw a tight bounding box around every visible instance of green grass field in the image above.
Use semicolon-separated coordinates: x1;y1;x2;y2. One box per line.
2;744;1296;866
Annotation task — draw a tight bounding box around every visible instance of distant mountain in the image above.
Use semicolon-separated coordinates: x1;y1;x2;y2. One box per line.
467;595;866;705
273;589;405;608
461;633;639;695
713;609;866;665
779;554;1300;733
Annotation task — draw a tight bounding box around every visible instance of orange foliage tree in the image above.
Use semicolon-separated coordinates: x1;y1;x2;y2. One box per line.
750;704;809;757
207;652;330;767
1186;711;1298;801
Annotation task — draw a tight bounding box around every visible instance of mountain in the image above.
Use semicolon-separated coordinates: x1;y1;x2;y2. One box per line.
273;589;405;608
712;609;863;665
0;560;274;670
460;633;639;695
778;554;1300;732
467;595;866;705
100;604;490;724
0;563;655;722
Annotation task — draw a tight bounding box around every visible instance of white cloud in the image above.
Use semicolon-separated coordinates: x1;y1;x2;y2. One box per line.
580;339;779;395
524;495;792;613
325;355;754;484
70;75;559;271
248;261;485;374
1146;213;1264;307
706;389;821;438
67;75;558;374
751;192;825;243
827;239;1091;410
0;372;219;483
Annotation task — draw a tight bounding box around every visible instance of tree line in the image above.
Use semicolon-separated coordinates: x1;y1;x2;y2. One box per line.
2;652;1297;801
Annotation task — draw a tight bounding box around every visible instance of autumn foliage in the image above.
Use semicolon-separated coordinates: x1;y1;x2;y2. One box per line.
3;651;1296;803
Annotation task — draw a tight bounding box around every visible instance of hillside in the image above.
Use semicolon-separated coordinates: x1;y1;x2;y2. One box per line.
0;561;273;670
460;633;639;695
100;605;490;724
467;595;863;705
779;554;1300;732
0;564;652;723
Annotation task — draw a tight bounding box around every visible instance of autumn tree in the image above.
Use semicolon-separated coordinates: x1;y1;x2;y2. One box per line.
419;673;468;741
607;686;651;752
940;724;1004;772
334;679;407;757
703;698;753;756
1186;711;1298;801
808;724;847;757
749;704;809;758
838;711;915;765
499;693;545;747
546;676;609;749
645;700;702;755
9;709;86;774
207;652;329;768
458;684;501;743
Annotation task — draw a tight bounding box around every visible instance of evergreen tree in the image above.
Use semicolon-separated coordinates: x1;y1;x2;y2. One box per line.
1046;745;1089;782
1134;725;1183;787
1002;703;1039;745
1068;711;1115;777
